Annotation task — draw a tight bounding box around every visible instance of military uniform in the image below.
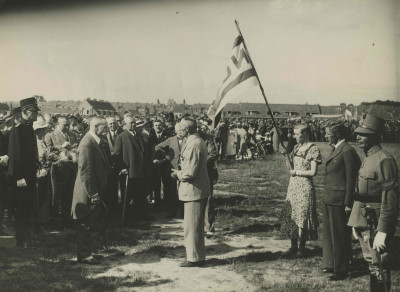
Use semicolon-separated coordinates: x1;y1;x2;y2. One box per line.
348;114;399;292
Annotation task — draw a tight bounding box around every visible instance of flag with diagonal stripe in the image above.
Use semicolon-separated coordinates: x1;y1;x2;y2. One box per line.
207;35;259;126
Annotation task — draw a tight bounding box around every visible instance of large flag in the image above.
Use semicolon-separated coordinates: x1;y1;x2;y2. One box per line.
207;35;259;126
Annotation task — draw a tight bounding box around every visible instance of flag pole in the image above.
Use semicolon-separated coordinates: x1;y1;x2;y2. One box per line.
234;19;293;169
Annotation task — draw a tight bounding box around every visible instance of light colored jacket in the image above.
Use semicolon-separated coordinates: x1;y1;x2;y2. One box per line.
177;133;210;202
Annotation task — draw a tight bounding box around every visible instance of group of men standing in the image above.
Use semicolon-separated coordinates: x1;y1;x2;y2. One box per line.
0;97;217;267
322;114;398;291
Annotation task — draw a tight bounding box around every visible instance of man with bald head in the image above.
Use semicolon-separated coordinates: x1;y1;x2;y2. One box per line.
71;116;110;263
171;117;210;267
113;114;152;221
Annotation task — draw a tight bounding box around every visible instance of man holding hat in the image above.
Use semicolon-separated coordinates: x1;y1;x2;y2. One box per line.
7;97;40;247
348;113;399;292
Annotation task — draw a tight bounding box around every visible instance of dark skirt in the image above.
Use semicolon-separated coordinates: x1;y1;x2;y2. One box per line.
279;201;318;240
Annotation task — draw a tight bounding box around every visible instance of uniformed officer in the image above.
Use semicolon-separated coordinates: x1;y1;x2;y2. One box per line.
348;114;399;292
7;97;40;247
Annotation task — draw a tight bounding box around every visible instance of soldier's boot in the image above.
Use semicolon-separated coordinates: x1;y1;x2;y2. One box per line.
283;238;298;256
376;270;391;292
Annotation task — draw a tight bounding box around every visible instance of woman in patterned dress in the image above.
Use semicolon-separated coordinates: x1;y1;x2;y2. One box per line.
280;124;322;257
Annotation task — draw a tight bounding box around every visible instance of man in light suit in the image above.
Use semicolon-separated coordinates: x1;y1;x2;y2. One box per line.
172;117;210;267
155;123;186;218
71;117;110;263
113;114;152;220
322;121;361;280
45;116;79;227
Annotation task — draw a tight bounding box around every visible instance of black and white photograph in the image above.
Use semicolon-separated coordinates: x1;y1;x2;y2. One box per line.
0;0;399;291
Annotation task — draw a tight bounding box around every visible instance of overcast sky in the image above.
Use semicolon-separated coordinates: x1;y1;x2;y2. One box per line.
0;0;398;105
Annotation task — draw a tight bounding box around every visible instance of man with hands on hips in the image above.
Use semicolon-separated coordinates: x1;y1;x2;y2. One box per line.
348;114;399;292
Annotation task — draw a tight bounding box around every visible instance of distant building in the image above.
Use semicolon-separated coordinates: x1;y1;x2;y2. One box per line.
75;99;117;116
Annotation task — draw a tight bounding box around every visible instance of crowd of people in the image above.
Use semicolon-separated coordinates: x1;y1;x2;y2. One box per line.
0;97;218;266
0;97;399;291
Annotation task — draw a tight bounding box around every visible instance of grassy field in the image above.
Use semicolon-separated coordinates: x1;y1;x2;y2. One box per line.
0;142;399;291
213;142;400;291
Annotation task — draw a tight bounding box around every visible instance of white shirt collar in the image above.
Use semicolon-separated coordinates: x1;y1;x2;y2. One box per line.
334;139;345;149
89;131;101;145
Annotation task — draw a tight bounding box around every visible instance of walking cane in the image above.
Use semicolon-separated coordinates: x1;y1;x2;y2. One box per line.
121;174;129;226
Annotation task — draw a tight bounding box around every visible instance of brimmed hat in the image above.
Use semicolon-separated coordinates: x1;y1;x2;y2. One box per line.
354;114;385;135
33;116;49;131
20;97;40;111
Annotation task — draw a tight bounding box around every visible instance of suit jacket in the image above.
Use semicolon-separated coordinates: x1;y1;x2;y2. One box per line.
71;132;110;220
177;133;210;202
45;128;79;151
112;130;151;178
155;135;185;169
0;131;8;185
106;127;123;151
323;141;361;207
7;120;38;183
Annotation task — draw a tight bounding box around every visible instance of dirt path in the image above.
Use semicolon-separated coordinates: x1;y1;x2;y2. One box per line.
82;213;290;292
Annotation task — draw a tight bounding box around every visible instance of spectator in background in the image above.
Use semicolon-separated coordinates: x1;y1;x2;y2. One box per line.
45;116;79;228
148;120;172;209
113;115;152;221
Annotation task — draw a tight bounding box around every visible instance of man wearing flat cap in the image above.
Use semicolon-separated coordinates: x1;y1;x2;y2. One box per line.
348;114;399;292
7;97;40;247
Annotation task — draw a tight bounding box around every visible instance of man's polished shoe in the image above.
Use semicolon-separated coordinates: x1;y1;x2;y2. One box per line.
328;272;348;281
77;256;102;265
321;268;334;274
179;260;205;268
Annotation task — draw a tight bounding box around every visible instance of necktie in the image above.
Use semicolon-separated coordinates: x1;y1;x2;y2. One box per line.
99;141;111;163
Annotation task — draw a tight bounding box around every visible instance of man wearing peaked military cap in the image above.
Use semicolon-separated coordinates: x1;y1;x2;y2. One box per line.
348;114;399;292
7;97;40;247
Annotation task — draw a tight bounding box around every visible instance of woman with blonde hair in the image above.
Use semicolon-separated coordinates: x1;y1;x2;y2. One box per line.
280;124;321;257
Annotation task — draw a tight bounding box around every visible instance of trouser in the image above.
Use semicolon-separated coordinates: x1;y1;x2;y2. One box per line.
51;164;76;224
14;181;37;243
184;198;207;262
204;183;215;233
322;204;352;273
151;166;172;207
355;228;392;291
125;177;149;219
76;205;103;259
36;175;50;226
0;175;8;228
103;172;120;227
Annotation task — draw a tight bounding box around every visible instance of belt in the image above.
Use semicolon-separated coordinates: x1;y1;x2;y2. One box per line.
354;193;381;203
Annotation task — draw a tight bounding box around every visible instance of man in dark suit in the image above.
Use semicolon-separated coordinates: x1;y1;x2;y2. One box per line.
198;121;218;236
322;121;361;280
0;130;9;235
71;117;110;263
105;116;124;224
45;116;79;227
7;97;40;247
155;122;186;217
113;114;152;220
148;120;172;209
